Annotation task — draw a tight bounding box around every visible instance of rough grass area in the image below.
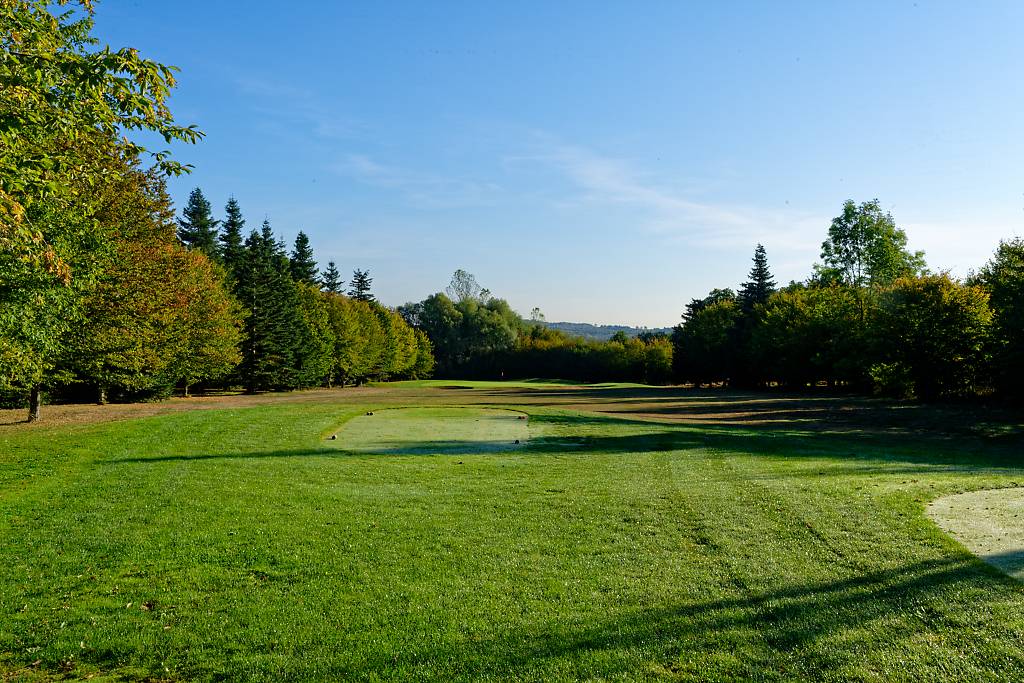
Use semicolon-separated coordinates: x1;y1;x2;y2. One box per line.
333;407;531;454
929;488;1024;580
3;382;1024;681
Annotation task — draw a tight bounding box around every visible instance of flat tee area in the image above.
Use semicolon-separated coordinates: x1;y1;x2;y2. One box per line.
334;407;530;454
928;488;1024;580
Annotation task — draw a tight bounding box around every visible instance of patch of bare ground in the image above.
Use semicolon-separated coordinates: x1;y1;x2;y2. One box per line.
0;386;386;429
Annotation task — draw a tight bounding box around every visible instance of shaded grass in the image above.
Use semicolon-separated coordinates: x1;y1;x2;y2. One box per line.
1;385;1024;680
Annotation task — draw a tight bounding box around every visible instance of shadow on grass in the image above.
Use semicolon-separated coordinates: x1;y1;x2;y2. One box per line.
465;385;1024;440
340;555;1020;679
29;547;1024;680
103;413;1024;475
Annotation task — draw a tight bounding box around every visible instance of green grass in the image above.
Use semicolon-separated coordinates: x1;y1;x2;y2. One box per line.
333;407;531;454
3;383;1024;681
378;378;587;389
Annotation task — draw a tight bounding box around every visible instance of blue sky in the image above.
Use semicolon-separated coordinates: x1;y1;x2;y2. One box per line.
93;1;1024;326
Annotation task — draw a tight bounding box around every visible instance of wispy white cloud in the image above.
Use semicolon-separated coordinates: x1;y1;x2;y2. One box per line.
234;76;363;141
513;142;827;254
331;154;502;209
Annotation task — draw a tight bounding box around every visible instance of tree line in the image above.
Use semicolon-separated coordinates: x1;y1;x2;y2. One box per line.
399;198;1024;403
399;270;673;384
177;188;434;397
673;199;1023;401
7;1;1024;420
0;1;431;421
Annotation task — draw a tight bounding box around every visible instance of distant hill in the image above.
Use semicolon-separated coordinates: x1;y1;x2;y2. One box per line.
539;321;674;342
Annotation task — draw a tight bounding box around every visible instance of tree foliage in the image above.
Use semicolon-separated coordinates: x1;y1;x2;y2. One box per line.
320;260;342;294
403;271;673;384
218;196;245;275
0;1;203;418
975;239;1024;399
349;268;374;302
738;244;776;314
178;187;219;255
818;199;925;288
1;0;201;277
871;275;990;399
289;230;318;284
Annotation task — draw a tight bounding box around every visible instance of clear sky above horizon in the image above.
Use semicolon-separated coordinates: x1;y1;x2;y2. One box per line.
93;1;1024;327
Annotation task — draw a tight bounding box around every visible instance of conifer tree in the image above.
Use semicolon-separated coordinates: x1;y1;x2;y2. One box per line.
178;188;220;256
321;261;342;293
219;197;245;274
289;231;319;284
733;244;778;387
738;244;776;314
349;269;375;302
234;220;306;392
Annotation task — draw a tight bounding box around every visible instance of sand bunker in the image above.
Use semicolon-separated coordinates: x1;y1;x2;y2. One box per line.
331;407;530;455
928;487;1024;580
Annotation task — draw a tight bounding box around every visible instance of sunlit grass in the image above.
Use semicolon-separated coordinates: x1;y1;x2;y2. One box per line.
2;384;1024;681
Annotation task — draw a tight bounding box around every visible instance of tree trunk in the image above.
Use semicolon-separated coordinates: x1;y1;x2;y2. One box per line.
28;386;42;423
97;385;107;405
183;383;190;398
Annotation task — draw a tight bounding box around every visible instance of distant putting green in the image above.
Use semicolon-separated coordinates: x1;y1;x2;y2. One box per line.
928;487;1024;580
334;407;530;454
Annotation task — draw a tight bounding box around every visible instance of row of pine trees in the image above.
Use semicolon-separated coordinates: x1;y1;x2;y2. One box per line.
174;188;434;396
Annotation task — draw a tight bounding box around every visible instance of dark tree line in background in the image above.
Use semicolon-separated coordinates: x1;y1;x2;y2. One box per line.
673;199;1021;401
400;270;674;384
397;199;1024;403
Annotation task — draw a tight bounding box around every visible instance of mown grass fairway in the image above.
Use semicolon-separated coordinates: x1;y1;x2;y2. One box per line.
335;407;530;454
3;381;1024;681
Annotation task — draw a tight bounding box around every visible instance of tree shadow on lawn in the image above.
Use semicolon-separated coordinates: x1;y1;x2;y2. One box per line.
346;555;1022;679
469;385;1024;440
103;414;1024;476
976;549;1024;579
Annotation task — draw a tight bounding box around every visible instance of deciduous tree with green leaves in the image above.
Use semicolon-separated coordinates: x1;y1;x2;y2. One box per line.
973;238;1024;399
0;0;200;419
871;275;991;400
672;297;740;387
818;199;925;288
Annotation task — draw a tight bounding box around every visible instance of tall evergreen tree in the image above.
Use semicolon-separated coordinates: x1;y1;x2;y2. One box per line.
321;261;342;293
234;220;306;392
289;231;319;284
219;197;245;274
738;244;776;314
349;269;375;302
178;187;220;256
